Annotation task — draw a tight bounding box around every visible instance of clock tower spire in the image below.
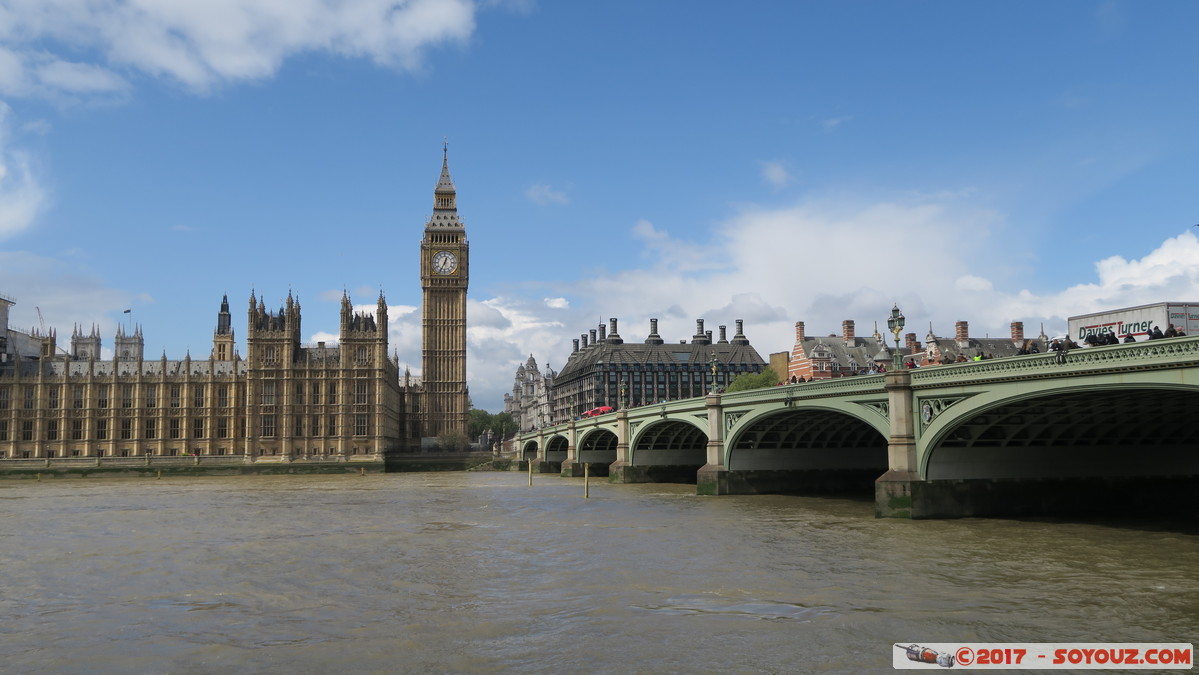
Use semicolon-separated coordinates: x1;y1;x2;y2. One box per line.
419;141;470;444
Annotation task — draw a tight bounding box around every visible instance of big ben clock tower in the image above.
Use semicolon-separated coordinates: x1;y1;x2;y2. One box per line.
419;142;470;441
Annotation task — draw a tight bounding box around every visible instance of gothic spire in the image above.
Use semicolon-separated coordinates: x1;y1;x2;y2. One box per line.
433;139;457;213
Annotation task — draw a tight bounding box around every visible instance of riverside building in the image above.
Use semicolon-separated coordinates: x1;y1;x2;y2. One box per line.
0;147;472;459
786;319;1048;382
514;317;767;425
0;292;408;460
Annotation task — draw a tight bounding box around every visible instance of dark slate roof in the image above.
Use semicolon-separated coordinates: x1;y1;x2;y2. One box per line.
555;338;765;382
797;336;896;369
923;335;1046;362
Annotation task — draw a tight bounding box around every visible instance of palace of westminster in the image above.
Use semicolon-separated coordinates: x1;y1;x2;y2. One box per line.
0;149;472;460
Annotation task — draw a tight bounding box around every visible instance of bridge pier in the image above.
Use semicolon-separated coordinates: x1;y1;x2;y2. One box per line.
559;422;584;477
606;408;638;482
696;465;731;494
875;369;925;517
610;463;660;483
695;393;728;495
875;470;926;518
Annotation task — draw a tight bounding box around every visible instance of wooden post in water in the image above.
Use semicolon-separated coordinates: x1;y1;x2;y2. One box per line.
528;457;533;486
584;463;590;499
157;470;161;479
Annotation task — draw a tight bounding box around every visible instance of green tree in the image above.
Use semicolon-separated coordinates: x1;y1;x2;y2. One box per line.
491;412;515;438
467;409;516;441
468;409;493;438
724;367;779;393
436;430;470;452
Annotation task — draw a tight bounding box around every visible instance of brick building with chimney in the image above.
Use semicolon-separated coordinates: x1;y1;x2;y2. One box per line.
786;318;1049;382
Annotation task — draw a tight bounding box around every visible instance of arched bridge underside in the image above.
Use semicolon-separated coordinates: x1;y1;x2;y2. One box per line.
926;386;1199;481
520;338;1199;518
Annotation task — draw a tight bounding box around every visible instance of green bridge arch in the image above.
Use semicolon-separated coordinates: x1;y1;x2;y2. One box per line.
518;336;1199;518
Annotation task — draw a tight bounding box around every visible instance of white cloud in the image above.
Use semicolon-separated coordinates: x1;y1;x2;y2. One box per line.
1094;0;1124;40
21;119;51;135
955;275;993;292
0;102;46;240
35;59;129;95
760;160;789;188
525;182;569;205
544;297;568;309
822;116;852;131
631;218;722;272
309;330;338;345
0;0;480;97
0;250;132;336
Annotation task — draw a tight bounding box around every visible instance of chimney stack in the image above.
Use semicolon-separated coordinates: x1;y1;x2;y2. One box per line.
718;325;728;343
572;339;579;353
1010;321;1024;343
607;318;623;344
795;321;806;342
955;321;970;348
598;323;606;341
581;333;588;349
589;328;597;346
732;319;749;345
645;318;664;345
905;332;921;356
842;319;855;345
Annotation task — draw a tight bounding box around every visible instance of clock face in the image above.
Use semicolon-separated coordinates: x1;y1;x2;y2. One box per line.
432;250;457;275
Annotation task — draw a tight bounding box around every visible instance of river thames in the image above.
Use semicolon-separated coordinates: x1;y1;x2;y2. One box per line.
2;472;1196;673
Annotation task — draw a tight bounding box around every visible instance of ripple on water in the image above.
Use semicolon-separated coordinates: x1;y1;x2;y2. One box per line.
639;593;839;622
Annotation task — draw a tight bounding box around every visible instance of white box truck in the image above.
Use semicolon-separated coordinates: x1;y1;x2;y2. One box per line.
1068;302;1199;343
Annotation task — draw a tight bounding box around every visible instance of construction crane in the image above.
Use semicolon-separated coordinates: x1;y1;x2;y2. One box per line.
35;306;46;333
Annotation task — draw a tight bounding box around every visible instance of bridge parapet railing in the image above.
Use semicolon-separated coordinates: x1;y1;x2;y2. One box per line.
721;374;886;406
910;335;1199;387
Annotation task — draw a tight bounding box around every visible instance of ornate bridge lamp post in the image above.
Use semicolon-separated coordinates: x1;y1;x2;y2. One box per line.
709;351;719;394
619;377;628;410
887;304;906;370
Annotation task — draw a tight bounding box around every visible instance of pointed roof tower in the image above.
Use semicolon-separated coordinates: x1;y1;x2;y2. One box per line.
216;293;232;335
428;138;465;231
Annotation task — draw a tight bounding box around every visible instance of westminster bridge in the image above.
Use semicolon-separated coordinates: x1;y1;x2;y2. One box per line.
516;336;1199;518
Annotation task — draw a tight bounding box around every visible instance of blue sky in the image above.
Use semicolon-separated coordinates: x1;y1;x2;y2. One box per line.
1;0;1198;411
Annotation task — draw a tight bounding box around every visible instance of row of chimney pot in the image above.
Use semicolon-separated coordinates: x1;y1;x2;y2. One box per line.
572;318;749;353
795;320;1027;347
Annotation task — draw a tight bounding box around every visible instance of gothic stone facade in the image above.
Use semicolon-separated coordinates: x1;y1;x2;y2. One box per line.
0;149;477;458
0;292;406;460
418;146;470;442
503;354;555;433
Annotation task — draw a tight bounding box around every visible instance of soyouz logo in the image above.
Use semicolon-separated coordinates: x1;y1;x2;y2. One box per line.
893;643;1193;669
